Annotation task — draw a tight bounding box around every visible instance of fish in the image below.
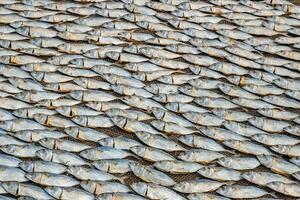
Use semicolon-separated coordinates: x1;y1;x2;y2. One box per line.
131;182;185;200
92;159;134;174
130;162;176;186
67;166;120;182
36;149;88;166
14;130;66;142
38;138;91;152
216;185;275;199
111;116;161;135
80;146;135;160
99;136;141;150
270;145;300;157
1;144;44;158
267;182;300;197
0;166;27;182
151;120;198;135
130;145;175;162
257;155;300;175
0;153;21;167
174;179;227;193
2;182;53;200
26;172;79;187
179;149;225;163
64;127;108;142
180;135;229;152
80;181;131;195
135;131;186;152
198;166;241;181
242;171;294;186
45;187;94;200
19;160;66;174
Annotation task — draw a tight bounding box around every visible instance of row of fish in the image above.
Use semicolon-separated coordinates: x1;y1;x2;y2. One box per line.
0;0;300;199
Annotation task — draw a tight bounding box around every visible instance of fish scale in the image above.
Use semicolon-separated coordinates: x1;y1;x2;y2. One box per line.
0;0;299;199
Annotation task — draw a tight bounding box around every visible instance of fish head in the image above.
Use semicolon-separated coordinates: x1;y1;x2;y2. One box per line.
66;166;81;175
55;106;71;117
12;108;28;118
30;71;44;81
198;166;215;177
132;72;145;81
21;64;35;72
166;44;178;52
152;94;167;102
111;84;124;94
69;90;83;101
177;2;189;10
73;78;88;88
10;21;23;28
0;40;10;48
14;130;31;142
152;107;165;119
217;157;232;167
217;83;231;93
178;151;192;161
124;3;134;12
117;32;131;40
84;49;98;58
249;70;262;79
211;108;225;117
72;116;87;126
29;38;42;47
102;22;114;29
0;120;12;131
155;30;168;38
105;51;120;61
216;186;231;196
157;75;172;84
64;127;79;138
124;62;138;71
86;101;101;111
226;75;241;85
173;182;189;192
33;113;48;124
98;137;114;147
105;108;120;117
123;45;138;54
38;138;55;149
248;117;264;128
276;5;287;12
44;186;62;199
165;102;178;112
70;58;84;67
144;83;158;94
92;160;109;172
19;160;34;172
53;24;66;32
136;21;149;29
130;146;145;156
241;171;255;182
25;172;42;182
131;182;147;195
179;135;193;145
57;43;71;52
122;14;134;22
257;155;272;165
195;97;209;106
251;134;268;143
172;9;184;17
266;182;284;191
16;27;29;36
121;95;139;105
111;116;127;128
35;149;53;161
150;120;164;131
1;182;18;195
139;47;152;57
129;162;144;176
270;145;289;154
183;28;195;36
134;131;151;141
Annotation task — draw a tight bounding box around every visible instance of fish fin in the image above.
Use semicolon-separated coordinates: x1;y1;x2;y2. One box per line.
269;192;278;198
118;176;127;184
